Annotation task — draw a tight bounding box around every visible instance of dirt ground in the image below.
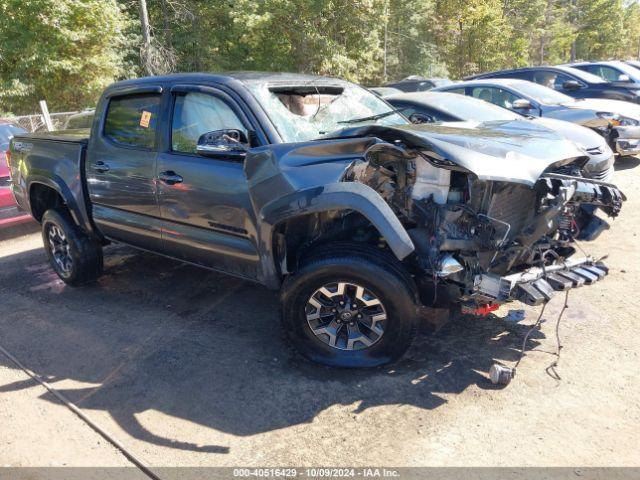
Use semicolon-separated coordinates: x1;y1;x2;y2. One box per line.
0;158;639;469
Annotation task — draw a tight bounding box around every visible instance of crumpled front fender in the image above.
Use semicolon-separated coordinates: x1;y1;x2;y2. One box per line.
260;181;415;258
244;140;417;288
255;182;415;288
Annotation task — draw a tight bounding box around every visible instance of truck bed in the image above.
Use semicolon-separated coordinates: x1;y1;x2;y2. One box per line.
18;128;90;144
9;129;93;232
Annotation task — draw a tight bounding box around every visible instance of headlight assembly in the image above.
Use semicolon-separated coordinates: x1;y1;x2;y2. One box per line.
619;116;639;126
597;112;621;125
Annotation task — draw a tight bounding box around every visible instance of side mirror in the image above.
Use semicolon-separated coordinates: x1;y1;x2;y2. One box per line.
618;74;631;83
511;99;532;110
562;80;582;91
196;129;249;160
409;113;435;124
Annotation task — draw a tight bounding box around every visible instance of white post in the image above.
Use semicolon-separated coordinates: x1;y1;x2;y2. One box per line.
39;100;54;132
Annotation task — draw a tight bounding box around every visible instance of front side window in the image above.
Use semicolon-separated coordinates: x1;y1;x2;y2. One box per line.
588;65;623;82
471;87;520;109
531;70;574;89
552;72;576;89
171;92;246;154
513;81;573;104
426;94;519;121
104;94;160;149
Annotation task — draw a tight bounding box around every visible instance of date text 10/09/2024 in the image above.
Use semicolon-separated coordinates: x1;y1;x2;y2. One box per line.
232;468;400;478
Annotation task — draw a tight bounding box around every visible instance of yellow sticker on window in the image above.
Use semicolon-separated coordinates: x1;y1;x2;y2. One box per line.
139;110;152;128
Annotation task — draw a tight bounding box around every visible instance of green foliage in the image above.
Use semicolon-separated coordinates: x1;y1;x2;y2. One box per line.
432;0;526;78
0;0;136;115
144;0;640;83
144;0;386;84
573;0;625;60
2;0;640;115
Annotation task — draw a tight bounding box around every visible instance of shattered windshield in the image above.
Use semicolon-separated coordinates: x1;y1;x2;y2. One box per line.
248;81;409;143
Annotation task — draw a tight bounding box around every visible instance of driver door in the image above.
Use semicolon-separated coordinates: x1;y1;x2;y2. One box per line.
156;85;261;280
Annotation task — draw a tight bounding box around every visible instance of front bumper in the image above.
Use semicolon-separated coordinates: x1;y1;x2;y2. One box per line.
614;125;640;155
472;256;608;306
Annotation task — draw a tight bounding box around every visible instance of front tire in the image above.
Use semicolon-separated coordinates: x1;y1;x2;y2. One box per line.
42;208;103;286
281;244;419;367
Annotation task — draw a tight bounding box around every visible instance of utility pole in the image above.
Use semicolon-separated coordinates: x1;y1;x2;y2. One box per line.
383;0;388;82
138;0;153;75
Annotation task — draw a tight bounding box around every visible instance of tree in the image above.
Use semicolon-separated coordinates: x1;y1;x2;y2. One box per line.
144;0;387;84
432;0;525;78
572;0;624;60
0;0;136;115
383;0;448;82
621;1;640;60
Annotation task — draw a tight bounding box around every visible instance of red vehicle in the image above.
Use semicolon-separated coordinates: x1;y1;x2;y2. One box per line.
0;122;31;227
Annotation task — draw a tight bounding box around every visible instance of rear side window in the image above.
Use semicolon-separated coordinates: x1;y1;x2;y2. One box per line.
104;94;161;149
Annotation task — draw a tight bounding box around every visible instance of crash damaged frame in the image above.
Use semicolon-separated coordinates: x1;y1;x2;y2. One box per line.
245;123;624;310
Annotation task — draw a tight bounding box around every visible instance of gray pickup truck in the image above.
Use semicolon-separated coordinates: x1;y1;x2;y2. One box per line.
8;72;624;367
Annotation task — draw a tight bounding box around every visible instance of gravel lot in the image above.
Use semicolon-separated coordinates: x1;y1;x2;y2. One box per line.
1;158;639;469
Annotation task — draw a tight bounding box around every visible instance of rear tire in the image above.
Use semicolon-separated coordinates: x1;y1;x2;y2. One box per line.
41;209;103;286
281;243;419;367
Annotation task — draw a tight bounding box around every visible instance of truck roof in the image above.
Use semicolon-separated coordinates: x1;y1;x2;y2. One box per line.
106;71;348;91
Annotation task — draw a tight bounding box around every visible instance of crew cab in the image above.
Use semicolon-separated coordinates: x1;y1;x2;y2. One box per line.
8;73;624;368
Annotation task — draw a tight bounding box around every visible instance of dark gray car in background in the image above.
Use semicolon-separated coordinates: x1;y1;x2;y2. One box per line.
385;91;615;182
383;75;452;92
567;61;640;85
466;65;640;104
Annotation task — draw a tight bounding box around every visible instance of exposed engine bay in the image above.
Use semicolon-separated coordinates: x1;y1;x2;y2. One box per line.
343;139;625;309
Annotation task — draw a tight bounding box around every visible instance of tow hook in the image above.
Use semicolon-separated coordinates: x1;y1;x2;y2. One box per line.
461;303;499;317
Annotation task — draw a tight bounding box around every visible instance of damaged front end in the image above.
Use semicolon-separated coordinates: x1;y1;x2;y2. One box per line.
341;125;625;311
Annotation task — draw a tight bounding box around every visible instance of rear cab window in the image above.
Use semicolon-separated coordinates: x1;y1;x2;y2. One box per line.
104;94;161;149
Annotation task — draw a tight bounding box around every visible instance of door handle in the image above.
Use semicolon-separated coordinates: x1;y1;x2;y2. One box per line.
91;161;110;173
158;171;183;185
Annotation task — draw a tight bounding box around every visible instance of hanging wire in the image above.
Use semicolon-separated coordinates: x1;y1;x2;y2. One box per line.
546;289;570;381
514;301;547;370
